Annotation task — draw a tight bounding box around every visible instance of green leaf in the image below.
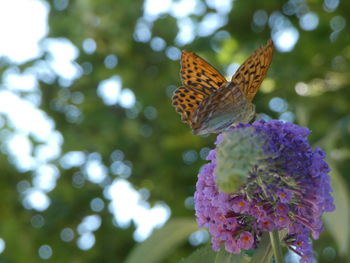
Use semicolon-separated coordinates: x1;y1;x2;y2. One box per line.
251;231;287;263
323;164;350;256
250;233;273;263
214;249;245;263
125;218;198;263
179;245;217;263
180;246;248;263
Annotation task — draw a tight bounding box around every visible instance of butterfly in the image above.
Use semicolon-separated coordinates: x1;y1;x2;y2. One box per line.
172;40;274;135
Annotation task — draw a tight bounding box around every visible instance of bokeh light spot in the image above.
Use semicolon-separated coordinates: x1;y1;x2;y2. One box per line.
175;18;196;46
83;156;107;184
182;150;198;165
90;198;105;212
330;16;346;32
253;10;268;27
33;164;60;192
150;37;166;51
165;46;181;60
299;12;319;31
119;89;136;109
226;63;240;77
269;97;288;113
44;38;82;82
279;111;295;123
60;228;74;242
144;0;172;20
323;0;339;12
53;0;68;11
23;189;50;211
0;0;49;63
322;247;336;260
199;147;210;160
82;38;96;54
189;229;209;246
0;238;5;254
205;0;233;15
97;76;122;106
197;13;227;37
31;214;45;228
110;150;124;162
104;54;118;69
77;215;102;234
272;27;299;52
17;180;31;194
106;179;171;241
60;151;86;169
144;106;158;120
38;245;52;260
77;233;95;250
295;82;309;96
134;19;152;42
184;196;194;210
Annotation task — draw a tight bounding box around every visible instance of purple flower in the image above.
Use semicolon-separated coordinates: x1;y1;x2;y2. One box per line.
194;120;335;262
237;231;255;249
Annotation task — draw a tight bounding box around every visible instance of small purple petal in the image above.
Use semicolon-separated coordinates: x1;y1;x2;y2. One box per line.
237;231;255;249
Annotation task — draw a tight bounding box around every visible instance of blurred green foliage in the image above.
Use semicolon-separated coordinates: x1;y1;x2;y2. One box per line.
0;0;349;262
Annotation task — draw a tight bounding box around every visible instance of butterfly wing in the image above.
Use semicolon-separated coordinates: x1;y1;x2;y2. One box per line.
172;85;209;125
181;51;227;90
192;83;255;135
231;40;274;102
173;51;228;126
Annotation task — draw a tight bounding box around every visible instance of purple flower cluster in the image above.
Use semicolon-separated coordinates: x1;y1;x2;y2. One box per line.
194;120;335;263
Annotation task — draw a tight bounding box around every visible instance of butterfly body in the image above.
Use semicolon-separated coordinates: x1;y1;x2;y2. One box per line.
172;40;273;135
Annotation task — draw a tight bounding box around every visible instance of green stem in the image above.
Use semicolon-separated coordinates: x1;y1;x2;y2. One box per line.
269;230;284;263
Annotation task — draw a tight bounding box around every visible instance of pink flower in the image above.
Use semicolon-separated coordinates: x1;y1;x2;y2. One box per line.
237;232;254;249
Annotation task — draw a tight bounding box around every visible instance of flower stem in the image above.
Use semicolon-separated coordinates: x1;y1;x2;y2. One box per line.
269;230;284;263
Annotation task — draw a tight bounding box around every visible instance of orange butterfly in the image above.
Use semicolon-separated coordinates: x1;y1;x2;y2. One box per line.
172;40;274;135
